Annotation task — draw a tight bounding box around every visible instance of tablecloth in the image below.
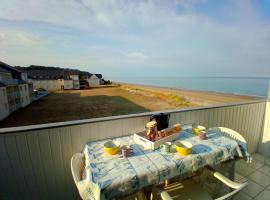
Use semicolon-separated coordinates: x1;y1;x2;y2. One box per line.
82;129;247;199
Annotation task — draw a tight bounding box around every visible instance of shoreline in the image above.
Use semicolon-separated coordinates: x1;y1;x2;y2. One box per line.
118;82;264;106
116;81;265;98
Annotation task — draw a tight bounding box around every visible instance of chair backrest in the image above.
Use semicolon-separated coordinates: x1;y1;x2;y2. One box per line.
208;127;247;149
71;153;85;186
208;127;252;162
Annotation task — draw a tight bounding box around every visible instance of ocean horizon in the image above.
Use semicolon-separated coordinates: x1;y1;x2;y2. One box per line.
110;77;270;97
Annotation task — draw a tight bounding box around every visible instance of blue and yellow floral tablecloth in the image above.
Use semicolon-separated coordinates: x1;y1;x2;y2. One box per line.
83;129;247;199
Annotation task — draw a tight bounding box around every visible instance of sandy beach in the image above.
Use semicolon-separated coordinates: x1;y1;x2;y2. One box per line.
121;83;263;106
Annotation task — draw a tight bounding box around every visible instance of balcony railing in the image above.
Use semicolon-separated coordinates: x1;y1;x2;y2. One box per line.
0;98;269;200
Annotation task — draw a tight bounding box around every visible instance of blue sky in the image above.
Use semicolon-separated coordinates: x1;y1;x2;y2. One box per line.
0;0;270;78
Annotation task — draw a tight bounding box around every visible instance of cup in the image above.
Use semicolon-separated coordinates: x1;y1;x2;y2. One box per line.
122;145;133;158
198;130;207;140
160;142;172;153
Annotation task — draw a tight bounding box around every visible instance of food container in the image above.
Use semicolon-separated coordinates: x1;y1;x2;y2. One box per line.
104;140;120;155
134;130;180;150
175;141;193;156
192;125;206;135
160;142;172;153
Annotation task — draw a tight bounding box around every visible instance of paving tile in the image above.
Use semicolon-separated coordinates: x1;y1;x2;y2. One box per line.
234;172;248;182
239;159;264;170
252;154;266;162
233;191;252;200
265;158;270;166
259;165;270;176
254;189;270;200
235;160;256;177
242;180;264;198
248;171;270;187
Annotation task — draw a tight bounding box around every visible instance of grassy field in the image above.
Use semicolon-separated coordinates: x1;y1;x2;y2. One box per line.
0;86;197;127
0;85;260;128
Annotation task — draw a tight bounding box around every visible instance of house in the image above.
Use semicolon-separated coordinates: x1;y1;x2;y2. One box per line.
15;66;104;90
69;74;80;89
0;61;34;121
31;79;62;91
87;74;103;87
64;75;80;90
17;66;83;91
0;81;9;120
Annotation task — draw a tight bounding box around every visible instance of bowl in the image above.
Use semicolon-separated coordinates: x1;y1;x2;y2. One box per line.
175;141;193;156
103;140;120;155
192;125;206;135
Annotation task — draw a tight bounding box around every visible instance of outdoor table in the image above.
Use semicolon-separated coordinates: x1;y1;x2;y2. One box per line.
83;129;248;200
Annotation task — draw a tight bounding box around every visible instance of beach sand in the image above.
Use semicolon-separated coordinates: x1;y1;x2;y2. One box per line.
121;83;263;106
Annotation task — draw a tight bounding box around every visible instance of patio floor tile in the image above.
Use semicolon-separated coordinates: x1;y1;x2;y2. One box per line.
234;191;252;200
234;172;248;183
244;159;264;169
235;160;256;177
267;184;270;191
259;165;270;176
242;180;264;198
265;158;270;166
248;171;270;187
254;189;270;200
253;153;266;162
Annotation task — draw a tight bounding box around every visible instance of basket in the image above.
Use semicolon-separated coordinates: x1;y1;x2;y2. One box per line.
133;130;180;150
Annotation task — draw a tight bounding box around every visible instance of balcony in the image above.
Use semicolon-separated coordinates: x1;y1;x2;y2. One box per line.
0;96;269;199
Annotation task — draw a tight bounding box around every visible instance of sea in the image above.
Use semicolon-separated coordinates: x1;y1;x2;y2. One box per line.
110;77;270;97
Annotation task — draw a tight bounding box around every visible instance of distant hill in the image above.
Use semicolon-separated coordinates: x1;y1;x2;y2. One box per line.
15;65;94;80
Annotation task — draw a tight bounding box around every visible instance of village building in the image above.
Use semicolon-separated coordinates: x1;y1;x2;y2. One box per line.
86;74;103;87
0;61;34;120
17;66;102;91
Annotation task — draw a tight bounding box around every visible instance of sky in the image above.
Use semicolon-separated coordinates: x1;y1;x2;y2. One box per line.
0;0;270;78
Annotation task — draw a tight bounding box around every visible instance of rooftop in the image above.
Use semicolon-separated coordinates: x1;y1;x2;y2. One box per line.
0;61;23;80
16;65;92;80
0;65;11;73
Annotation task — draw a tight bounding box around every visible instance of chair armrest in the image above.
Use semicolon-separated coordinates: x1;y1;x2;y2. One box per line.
160;190;173;200
207;167;248;200
213;171;246;189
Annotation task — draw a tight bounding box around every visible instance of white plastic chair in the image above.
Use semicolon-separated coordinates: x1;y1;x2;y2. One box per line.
156;167;248;200
208;127;251;162
71;153;101;200
208;127;247;147
71;153;147;200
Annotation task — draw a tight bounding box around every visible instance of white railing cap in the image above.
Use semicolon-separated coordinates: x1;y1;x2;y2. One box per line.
0;99;266;134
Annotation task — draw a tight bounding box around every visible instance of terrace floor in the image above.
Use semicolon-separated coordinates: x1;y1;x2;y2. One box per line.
234;153;270;200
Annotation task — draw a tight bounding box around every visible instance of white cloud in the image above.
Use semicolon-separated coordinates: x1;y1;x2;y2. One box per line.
0;0;270;76
126;52;148;64
0;29;44;47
